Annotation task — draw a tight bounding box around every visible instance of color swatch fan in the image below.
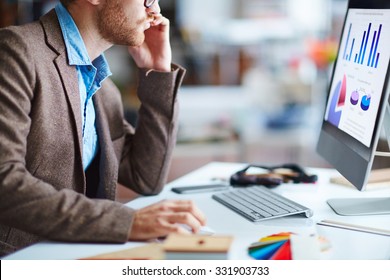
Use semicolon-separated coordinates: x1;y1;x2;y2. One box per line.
248;232;292;260
248;232;329;260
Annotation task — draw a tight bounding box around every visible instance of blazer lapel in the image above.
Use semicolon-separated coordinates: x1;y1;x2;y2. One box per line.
54;54;84;162
40;10;85;193
41;10;83;145
93;94;118;200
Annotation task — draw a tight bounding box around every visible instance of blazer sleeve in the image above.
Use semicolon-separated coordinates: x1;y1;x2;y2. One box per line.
118;65;186;195
0;28;134;244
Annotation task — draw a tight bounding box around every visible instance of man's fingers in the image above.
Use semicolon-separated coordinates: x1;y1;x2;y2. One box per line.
149;15;170;33
157;219;193;235
165;212;202;232
171;201;207;226
158;200;207;226
150;14;169;26
129;200;207;240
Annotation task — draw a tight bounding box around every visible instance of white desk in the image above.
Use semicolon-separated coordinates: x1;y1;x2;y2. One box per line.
3;162;390;260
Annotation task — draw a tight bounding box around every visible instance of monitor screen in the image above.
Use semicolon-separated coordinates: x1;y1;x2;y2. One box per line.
324;8;390;148
317;0;390;215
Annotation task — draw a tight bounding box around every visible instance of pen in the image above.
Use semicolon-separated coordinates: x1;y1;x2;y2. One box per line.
317;219;390;237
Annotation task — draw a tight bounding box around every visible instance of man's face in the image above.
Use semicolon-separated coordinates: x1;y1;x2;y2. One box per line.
97;0;153;46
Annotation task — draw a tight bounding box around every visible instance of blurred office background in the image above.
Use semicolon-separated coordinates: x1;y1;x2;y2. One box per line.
1;0;351;199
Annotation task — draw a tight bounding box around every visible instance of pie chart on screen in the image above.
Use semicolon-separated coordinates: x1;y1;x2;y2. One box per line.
350;90;359;105
327;74;347;127
361;95;371;111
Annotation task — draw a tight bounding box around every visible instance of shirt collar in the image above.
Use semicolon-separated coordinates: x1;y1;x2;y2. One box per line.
55;3;112;80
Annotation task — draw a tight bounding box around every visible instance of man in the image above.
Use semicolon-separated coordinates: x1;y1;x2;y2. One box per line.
0;0;206;257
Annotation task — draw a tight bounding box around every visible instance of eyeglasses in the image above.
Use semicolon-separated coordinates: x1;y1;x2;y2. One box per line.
144;0;159;8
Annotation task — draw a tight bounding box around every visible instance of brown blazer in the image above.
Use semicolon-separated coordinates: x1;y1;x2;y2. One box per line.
0;10;185;257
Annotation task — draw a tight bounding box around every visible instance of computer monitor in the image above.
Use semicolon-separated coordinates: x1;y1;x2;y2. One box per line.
316;0;390;215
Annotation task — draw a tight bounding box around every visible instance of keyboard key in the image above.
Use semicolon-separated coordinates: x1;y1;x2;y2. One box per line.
224;191;273;217
238;189;290;215
214;193;265;220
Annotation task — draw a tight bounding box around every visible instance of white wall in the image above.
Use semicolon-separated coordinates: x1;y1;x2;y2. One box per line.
287;0;331;34
177;0;333;35
176;0;235;32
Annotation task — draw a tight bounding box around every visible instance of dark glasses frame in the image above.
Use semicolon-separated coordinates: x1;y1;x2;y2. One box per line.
144;0;159;8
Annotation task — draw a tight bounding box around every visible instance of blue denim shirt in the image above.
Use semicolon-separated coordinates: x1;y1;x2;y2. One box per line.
55;3;112;170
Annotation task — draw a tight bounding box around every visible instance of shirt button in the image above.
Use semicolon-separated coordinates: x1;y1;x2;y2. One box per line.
87;66;92;71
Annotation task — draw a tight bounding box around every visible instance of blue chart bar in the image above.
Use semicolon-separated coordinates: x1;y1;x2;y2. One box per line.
343;23;382;68
357;30;366;64
349;39;355;62
343;23;352;60
369;24;382;67
360;23;371;64
375;53;380;68
368;31;377;67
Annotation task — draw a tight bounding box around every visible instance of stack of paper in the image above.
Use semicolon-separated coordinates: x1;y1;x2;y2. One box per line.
248;232;324;260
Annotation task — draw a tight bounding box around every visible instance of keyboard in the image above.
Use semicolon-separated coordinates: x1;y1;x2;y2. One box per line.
212;186;313;222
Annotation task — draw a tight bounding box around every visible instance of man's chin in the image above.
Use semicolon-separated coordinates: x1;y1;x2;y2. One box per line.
130;37;145;47
110;33;144;47
132;32;146;47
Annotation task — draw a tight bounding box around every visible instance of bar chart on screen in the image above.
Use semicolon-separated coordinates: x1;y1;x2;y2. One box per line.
342;21;383;68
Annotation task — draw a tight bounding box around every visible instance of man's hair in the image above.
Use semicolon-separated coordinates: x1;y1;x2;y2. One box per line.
60;0;76;7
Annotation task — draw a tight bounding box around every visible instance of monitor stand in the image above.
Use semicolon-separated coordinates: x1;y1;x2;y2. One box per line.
327;197;390;216
327;104;390;216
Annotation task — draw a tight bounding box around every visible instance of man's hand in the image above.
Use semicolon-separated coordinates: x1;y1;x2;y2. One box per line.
129;200;207;240
128;14;172;72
